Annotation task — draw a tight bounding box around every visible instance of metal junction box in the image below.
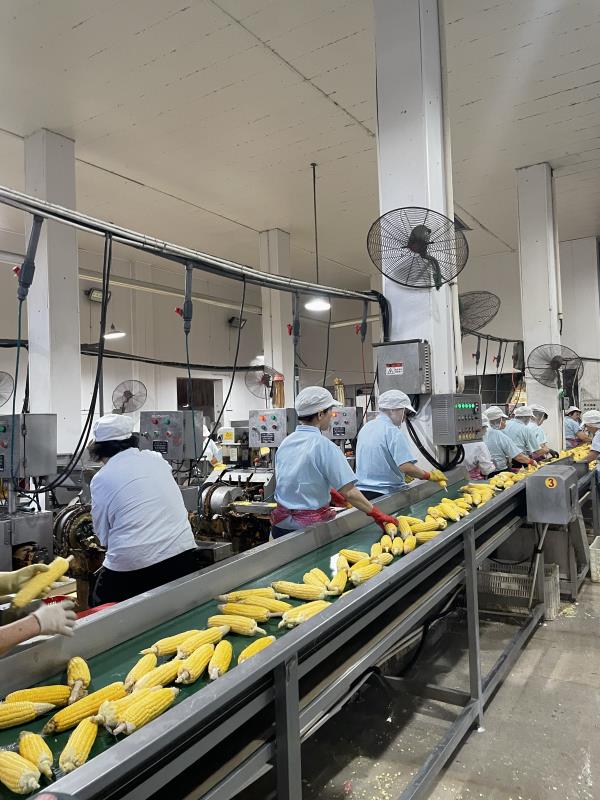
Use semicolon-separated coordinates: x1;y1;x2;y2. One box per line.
0;511;54;570
431;394;483;445
374;340;432;395
324;407;359;440
139;410;204;462
0;414;57;479
249;408;296;448
526;464;578;525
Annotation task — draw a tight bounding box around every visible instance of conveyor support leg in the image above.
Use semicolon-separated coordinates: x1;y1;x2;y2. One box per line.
274;655;302;800
463;525;484;731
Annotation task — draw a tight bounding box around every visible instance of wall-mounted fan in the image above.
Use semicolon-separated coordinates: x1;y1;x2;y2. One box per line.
367;207;469;290
111;379;148;414
245;358;282;401
527;344;583;390
0;372;14;408
459;291;500;333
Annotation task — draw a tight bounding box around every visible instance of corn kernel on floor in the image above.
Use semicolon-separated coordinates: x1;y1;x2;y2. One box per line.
0;482;469;799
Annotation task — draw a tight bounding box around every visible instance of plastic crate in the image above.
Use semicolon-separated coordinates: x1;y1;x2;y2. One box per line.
590;536;600;582
478;559;560;621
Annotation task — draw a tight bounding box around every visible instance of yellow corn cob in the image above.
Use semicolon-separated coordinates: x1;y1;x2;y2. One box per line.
113;687;179;736
439;480;448;490
462;490;482;505
176;643;214;685
372;552;394;566
457;493;473;506
396;517;413;539
59;717;98;773
67;657;91;704
403;535;417;553
43;682;126;734
95;687;160;730
18;732;53;779
415;531;439;544
140;630;201;657
217;602;270;622
303;571;325;587
308;568;330;586
427;506;443;519
336;554;350;572
350;563;382;586
0;751;40;795
238;636;276;664
238;596;292;616
0;702;54;730
383;522;398;538
338;549;370;564
391;537;404;556
176;626;230;659
5;685;70;707
436;504;460;522
11;556;71;608
347;558;372;573
216;587;283;602
207;615;266;636
133;660;180;691
380;534;393;552
326;569;348;596
208;640;233;680
411;519;444;533
424;515;447;530
124;652;157;690
370;542;383;558
279;600;331;628
398;515;423;526
271;581;328;601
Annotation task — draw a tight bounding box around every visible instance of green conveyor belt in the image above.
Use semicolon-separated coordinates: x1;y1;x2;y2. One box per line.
0;480;469;798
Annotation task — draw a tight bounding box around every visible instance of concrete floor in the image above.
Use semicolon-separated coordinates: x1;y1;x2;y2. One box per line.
247;581;600;800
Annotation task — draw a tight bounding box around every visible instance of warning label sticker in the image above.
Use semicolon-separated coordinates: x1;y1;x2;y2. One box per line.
385;362;404;376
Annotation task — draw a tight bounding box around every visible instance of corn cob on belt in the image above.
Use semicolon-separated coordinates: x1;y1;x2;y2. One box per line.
0;470;546;798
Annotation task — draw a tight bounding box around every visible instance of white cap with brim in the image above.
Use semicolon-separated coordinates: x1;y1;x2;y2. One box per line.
377;389;416;414
530;403;548;417
565;405;581;415
582;410;600;426
513;405;533;418
485;406;507;421
481;413;490;427
92;413;134;442
295;386;342;417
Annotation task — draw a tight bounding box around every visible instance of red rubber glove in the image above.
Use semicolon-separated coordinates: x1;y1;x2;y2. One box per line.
330;489;348;508
367;506;399;533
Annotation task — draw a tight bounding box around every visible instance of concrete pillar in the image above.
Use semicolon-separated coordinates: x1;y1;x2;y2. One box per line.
516;163;562;447
259;229;294;404
24;130;82;452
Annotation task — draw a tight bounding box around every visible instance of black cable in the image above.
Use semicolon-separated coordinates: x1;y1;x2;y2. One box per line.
322;306;332;388
405;415;445;471
480;337;489;398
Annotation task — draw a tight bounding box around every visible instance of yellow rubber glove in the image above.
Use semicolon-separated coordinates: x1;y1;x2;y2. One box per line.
0;564;50;596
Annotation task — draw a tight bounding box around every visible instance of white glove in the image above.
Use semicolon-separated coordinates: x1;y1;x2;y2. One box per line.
32;600;77;636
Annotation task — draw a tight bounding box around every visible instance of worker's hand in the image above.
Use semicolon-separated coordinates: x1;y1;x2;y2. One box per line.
367;507;399;534
0;564;50;596
32;600;77;637
549;449;559;459
330;489;351;508
427;468;446;484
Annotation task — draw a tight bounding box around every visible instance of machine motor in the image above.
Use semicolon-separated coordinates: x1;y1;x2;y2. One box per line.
526;464;578;525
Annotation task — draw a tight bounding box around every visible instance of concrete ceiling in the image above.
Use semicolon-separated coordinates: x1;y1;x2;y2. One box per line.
0;0;598;298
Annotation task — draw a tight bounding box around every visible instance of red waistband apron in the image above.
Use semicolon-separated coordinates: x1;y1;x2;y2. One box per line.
271;504;337;528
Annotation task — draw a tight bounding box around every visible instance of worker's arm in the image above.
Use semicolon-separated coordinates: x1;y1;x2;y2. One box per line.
514;453;535;466
584;449;600;464
576;430;591;443
339;483;373;514
477;444;496;477
0;602;77;657
0;615;40;657
400;462;429;480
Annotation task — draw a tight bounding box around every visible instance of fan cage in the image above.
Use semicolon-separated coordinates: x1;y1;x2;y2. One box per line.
527;344;584;389
459;291;501;332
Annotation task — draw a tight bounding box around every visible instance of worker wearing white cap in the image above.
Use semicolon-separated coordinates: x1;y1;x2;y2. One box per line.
87;413;198;604
272;387;399;538
355;390;447;498
564;405;590;448
462;415;496;479
485;406;536;471
202;425;222;466
528;403;556;458
581;410;600;464
504;406;546;458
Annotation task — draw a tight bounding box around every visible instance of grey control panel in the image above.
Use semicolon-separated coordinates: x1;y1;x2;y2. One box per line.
431;394;483;445
249;408;296;448
139;410;204;461
324;407;359;440
0;414;57;478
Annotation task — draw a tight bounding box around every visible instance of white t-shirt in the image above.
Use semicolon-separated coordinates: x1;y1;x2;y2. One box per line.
462;441;495;477
91;448;196;572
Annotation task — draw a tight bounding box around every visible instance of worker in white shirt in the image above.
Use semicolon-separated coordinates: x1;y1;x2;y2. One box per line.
202;425;222;466
484;406;536;471
88;414;198;604
463;414;495;479
564;406;590;449
504;406;546;459
581;410;600;465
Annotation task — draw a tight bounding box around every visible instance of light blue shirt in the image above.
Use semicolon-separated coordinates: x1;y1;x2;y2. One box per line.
484;427;522;471
592;430;600;453
528;422;547;446
355;414;416;494
274;424;357;510
564;416;581;446
504;419;540;456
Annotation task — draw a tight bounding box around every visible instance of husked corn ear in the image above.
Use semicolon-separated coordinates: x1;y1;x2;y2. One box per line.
43;683;126;734
310;568;330;586
239;596;292;616
59;717;98;773
411;520;443;533
403;535;416;553
271;581;328;601
396;517;413;539
113;687;179;736
140;630;201;657
216;587;283;602
124;653;157;690
457;493;473;506
372;552;394;566
398;515;423;526
370;542;383;558
207;615;266;636
425;515;447;530
67;657;91;704
133;660;180;691
208;640;233;680
384;523;398;538
95;687;160;730
338;549;370;564
18;732;53;779
176;626;229;659
217;602;270;622
326;569;348;596
11;556;71;608
415;531;439;543
0;751;40;795
279;600;331;628
336;555;350;572
350;563;382;586
238;636;276;664
5;685;70;707
0;702;54;730
303;571;325;587
391;537;404;556
380;534;393;552
347;558;372;573
176;643;214;685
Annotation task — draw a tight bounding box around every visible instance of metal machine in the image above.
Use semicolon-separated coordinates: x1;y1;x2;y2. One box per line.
324;406;359;441
139;410;204;462
431;393;484;445
248;408;296;448
373;340;432;394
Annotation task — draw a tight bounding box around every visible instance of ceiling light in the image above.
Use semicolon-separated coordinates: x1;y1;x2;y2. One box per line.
104;323;126;340
304;296;331;312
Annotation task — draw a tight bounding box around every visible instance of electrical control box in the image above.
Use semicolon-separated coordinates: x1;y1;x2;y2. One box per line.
139;410;204;462
581;398;600;413
526;464;578;525
249;408;296;448
430;394;483;445
324;407;359;440
0;414;57;478
373;340;432;395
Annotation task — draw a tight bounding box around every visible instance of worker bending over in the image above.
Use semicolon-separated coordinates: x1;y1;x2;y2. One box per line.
581;410;600;464
485;406;536;471
564;406;590;449
504;406;546;459
272;387;398;538
528;404;556;457
355;390;446;499
89;414;199;605
463;415;495;479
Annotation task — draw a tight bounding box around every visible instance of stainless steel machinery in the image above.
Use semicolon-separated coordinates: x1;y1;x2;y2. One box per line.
431;393;484;445
374;340;432;394
324;406;359;440
139;410;204;462
248;408;296;448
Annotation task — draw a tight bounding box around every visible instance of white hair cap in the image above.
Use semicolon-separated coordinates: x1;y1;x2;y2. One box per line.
565;405;581;414
485;405;507;421
513;405;533;418
582;410;600;426
92;413;134;442
295;386;342;417
481;413;490;427
530;403;548;417
377;389;416;413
